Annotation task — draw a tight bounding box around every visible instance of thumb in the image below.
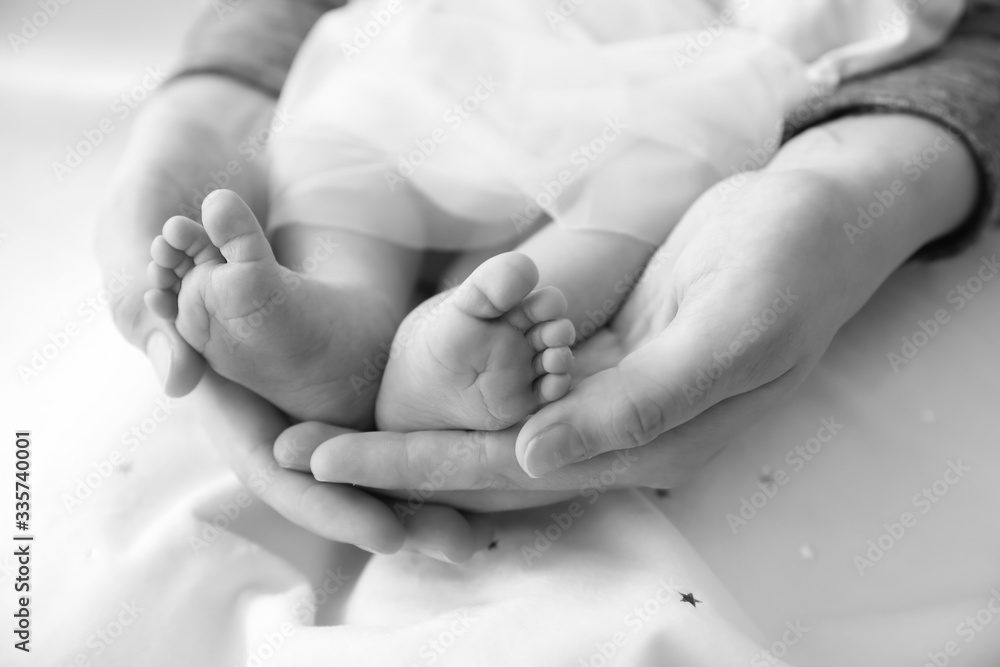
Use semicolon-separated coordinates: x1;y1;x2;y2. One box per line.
515;312;750;477
112;279;205;396
145;324;206;397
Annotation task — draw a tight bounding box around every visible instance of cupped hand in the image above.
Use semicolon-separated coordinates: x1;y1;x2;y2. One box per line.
292;167;851;500
512;167;849;477
513;114;976;477
99;75;275;397
195;370;493;561
100;75;491;562
295;115;976;501
196;370;403;552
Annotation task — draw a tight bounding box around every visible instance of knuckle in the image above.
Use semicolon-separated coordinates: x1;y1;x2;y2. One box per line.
396;436;421;481
608;389;666;449
272;436;302;468
470;435;511;491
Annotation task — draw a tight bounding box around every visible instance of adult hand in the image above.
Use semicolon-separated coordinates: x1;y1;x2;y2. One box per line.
98;74;275;397
100;75;490;562
513;113;978;477
195;371;493;561
295;114;977;500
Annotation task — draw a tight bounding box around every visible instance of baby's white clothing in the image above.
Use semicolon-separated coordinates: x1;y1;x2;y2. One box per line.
269;0;964;250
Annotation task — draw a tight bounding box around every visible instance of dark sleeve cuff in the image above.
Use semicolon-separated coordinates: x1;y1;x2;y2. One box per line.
171;0;345;98
783;6;1000;261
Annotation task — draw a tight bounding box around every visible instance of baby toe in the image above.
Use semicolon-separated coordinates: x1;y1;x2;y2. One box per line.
507;286;568;332
453;252;539;319
528;319;575;351
147;260;180;291
144;288;179;320
201;190;273;264
150;235;189;271
534;347;573;376
535;373;572;404
162;215;219;264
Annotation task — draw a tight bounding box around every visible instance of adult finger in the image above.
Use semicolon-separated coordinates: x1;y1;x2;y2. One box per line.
278;422;489;562
108;267;206;397
275;421;356;471
548;357;812;488
514;285;801;477
398;504;495;564
194;371;405;554
310;428;539;491
309;427;638;493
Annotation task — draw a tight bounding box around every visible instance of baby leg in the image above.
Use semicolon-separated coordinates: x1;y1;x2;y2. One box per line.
374;221;655;434
517;223;658;342
375;141;709;433
145;190;419;428
514;139;720;349
375;252;576;432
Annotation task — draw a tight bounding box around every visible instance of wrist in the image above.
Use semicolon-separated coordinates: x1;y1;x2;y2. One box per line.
754;115;978;329
770;114;978;259
167;68;280;100
98;74;276;266
139;74;275;140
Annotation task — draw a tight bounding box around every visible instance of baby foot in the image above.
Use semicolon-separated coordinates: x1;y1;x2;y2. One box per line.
144;190;397;427
375;252;574;432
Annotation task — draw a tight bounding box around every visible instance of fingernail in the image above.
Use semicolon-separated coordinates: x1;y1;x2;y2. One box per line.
523;423;587;478
146;332;171;387
419;549;459;565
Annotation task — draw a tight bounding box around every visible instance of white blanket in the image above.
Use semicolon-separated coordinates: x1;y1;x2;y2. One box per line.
4;1;1000;664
